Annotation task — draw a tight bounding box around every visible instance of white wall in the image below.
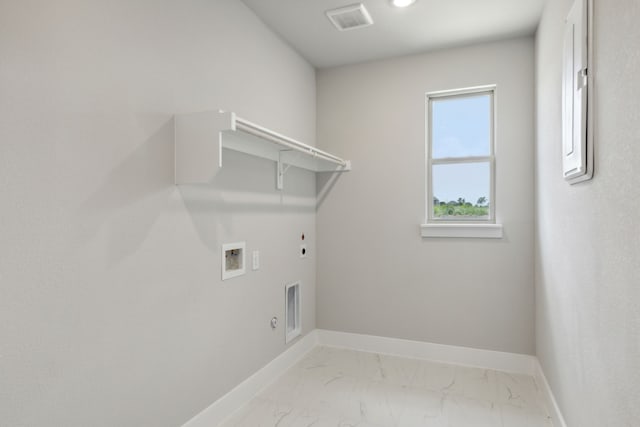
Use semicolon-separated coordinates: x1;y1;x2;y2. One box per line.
316;37;535;355
535;1;640;425
0;1;317;426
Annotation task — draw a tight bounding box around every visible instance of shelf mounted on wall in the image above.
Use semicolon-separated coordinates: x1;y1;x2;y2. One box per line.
174;110;351;188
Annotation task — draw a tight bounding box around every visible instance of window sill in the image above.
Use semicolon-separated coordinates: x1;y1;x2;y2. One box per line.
420;223;503;239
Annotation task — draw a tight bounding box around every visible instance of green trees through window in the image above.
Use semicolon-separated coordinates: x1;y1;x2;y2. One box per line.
433;196;489;218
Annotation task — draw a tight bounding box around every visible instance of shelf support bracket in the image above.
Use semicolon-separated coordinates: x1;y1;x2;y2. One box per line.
277;151;292;190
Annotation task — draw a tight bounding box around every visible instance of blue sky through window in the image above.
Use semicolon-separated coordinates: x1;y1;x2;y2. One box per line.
433;162;490;204
431;94;491;204
432;94;490;158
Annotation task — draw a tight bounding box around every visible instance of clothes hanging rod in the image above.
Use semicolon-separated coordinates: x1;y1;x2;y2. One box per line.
235;117;348;167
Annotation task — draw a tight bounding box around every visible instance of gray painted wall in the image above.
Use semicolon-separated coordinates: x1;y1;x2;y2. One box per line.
316;37;536;355
535;1;640;425
0;1;316;426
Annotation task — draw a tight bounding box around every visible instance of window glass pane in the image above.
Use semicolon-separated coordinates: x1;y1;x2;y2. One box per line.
432;94;491;158
432;162;490;219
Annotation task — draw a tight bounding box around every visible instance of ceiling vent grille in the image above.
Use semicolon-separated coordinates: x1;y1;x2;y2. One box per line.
326;3;374;31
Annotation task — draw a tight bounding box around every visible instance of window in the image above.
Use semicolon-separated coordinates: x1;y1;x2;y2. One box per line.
422;85;502;238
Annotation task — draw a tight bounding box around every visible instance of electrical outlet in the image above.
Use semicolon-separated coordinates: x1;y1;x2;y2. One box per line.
252;250;260;270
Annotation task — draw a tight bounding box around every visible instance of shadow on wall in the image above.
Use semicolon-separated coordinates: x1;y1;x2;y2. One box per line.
74;115;175;266
177;149;317;253
74;120;322;264
316;169;343;209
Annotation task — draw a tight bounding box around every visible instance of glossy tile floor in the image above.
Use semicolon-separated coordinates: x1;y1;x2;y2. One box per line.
220;346;553;427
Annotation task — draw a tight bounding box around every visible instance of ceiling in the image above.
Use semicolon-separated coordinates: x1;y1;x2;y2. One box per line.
241;0;547;68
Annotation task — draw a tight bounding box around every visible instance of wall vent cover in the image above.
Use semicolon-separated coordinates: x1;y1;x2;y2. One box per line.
326;3;374;31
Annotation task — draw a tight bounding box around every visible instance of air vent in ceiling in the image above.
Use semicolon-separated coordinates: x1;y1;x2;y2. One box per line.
326;3;374;31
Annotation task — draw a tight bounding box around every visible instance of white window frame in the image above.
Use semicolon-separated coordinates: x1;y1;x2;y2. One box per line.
422;85;503;239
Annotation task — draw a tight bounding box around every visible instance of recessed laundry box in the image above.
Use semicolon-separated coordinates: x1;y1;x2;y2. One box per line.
285;282;301;343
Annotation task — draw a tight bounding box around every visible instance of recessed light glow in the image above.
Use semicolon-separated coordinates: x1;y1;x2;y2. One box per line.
391;0;416;7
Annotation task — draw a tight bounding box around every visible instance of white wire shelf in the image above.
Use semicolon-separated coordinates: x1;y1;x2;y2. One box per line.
175;110;351;188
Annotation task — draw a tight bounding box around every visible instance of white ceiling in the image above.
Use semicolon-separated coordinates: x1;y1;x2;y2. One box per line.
241;0;547;68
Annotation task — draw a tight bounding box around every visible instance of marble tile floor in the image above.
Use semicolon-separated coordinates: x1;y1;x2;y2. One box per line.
219;346;553;427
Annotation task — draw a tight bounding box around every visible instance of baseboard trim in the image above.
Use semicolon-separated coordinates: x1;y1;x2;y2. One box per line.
316;329;537;375
182;329;564;427
535;359;568;427
182;330;318;427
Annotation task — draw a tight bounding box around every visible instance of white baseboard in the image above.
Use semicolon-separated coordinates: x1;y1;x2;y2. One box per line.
182;330;318;427
182;329;565;427
535;359;568;427
316;329;537;376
